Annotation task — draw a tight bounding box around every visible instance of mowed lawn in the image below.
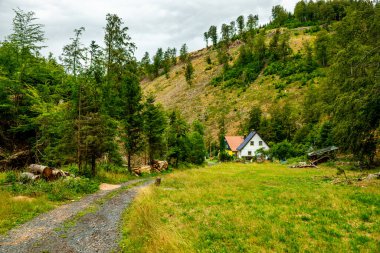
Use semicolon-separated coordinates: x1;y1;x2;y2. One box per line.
121;163;380;253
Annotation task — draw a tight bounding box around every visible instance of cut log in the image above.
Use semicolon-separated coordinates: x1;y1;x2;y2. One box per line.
20;172;40;182
29;164;54;180
51;169;67;180
151;160;169;172
132;165;151;176
158;161;168;171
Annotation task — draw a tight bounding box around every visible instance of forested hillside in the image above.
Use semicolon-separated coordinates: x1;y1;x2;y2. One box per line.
0;0;379;174
141;0;379;165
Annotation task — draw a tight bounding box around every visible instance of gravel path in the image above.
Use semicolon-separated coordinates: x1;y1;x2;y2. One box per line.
0;179;152;253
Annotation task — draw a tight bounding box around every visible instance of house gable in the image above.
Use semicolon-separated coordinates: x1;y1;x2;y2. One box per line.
225;136;244;152
237;131;270;158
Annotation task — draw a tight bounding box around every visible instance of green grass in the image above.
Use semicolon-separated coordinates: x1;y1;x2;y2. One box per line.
120;163;380;252
0;190;54;234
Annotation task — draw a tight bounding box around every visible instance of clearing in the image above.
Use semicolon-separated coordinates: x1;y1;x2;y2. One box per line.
121;163;380;252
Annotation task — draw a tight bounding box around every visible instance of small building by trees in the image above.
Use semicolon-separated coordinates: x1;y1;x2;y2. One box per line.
224;131;270;160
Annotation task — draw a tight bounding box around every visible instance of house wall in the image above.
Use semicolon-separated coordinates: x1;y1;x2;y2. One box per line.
238;134;269;158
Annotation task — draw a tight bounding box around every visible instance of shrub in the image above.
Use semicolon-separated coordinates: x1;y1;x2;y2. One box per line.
219;151;234;162
269;140;306;161
4;171;18;184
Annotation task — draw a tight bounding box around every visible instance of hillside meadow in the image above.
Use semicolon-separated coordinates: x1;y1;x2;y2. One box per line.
121;163;380;252
141;28;317;139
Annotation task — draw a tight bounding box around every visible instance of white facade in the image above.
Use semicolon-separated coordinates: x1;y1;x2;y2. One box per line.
237;133;269;159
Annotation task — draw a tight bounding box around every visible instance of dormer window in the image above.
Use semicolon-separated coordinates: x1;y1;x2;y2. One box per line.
250;141;254;146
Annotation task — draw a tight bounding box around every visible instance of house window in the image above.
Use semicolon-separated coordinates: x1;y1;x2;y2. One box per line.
259;141;263;146
250;141;254;146
248;151;252;156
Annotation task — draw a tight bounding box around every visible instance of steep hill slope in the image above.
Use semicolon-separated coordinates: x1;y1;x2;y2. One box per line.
141;28;318;141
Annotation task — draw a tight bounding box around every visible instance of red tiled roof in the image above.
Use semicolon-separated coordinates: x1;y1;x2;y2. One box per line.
225;136;244;152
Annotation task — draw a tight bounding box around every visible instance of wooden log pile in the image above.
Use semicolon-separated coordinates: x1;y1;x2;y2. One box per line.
132;165;152;176
26;164;70;181
132;161;169;176
151;160;169;173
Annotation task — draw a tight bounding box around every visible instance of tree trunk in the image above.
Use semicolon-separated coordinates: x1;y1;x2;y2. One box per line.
29;164;53;180
127;153;132;173
91;153;96;177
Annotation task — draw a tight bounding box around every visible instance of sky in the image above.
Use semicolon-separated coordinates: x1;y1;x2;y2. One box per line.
0;0;298;60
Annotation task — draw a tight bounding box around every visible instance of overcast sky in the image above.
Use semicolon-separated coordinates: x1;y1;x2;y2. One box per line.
0;0;298;60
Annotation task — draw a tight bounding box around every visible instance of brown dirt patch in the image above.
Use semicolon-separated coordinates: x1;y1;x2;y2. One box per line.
99;183;121;191
12;196;35;202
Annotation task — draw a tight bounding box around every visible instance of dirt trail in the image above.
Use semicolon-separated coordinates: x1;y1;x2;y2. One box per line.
0;179;152;253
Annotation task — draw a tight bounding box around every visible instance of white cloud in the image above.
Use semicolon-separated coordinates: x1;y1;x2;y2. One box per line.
0;0;298;60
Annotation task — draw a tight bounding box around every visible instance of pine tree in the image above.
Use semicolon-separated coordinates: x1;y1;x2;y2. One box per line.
204;32;209;49
221;23;231;43
143;95;167;165
152;48;163;77
187;120;206;165
167;111;189;168
61;27;87;171
208;26;218;47
246;14;259;31
179;43;188;62
314;30;330;67
104;14;136;118
185;59;194;85
236;15;245;35
122;66;144;172
9;8;45;62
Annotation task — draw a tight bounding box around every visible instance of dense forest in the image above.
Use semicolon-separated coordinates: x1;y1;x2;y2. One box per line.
0;0;379;176
0;10;206;175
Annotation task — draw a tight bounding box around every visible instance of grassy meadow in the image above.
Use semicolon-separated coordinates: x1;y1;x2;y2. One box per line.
121;163;380;253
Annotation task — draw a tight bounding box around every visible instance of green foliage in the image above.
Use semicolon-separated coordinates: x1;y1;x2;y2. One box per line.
314;30;331;67
208;26;218;47
236;15;245;35
270;140;305;160
321;1;380;164
185;59;194;85
271;5;290;27
244;105;262;133
264;54;318;85
9;8;45;60
3;177;99;201
211;40;264;88
4;171;18;184
167;111;189;167
187;120;206;165
179;43;188;62
143;95;167;165
218;151;234;162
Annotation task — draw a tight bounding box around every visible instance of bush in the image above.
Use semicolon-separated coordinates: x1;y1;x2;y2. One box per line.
4;171;18;184
269;140;306;161
219;151;234;162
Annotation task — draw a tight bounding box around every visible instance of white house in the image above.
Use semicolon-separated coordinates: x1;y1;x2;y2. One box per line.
236;131;270;159
224;131;270;159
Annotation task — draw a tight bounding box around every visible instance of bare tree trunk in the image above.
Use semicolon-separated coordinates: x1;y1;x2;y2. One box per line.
127;153;132;173
91;153;96;177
